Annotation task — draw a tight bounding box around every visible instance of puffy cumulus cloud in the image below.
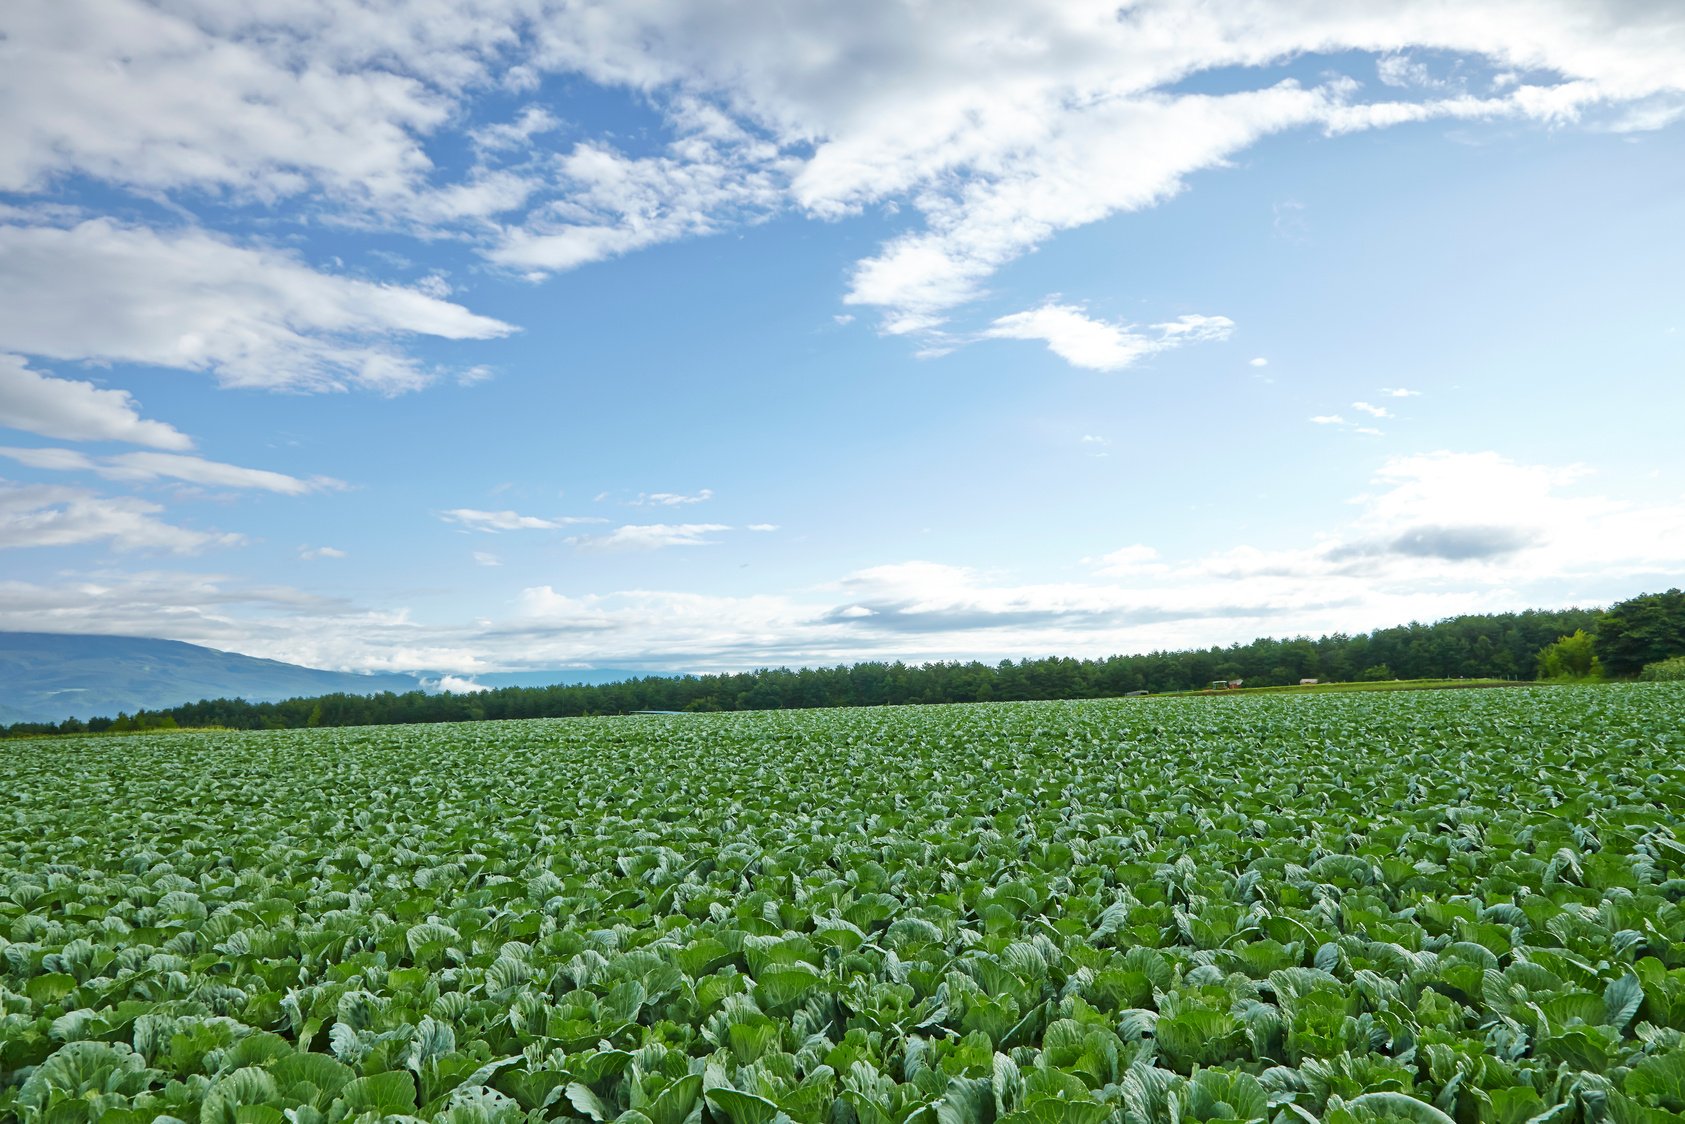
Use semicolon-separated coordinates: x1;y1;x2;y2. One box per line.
1350;451;1593;557
4;1;1678;353
0;0;466;200
532;1;1685;330
1190;452;1685;589
14;1;1681;210
0;355;192;449
0;446;342;494
571;523;732;550
429;674;491;693
985;303;1233;371
0;221;513;393
438;507;602;532
0;479;242;553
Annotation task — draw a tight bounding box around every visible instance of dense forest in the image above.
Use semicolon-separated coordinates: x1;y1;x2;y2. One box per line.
2;603;1620;737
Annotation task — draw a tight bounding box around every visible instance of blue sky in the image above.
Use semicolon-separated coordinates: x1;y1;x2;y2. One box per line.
1;0;1682;679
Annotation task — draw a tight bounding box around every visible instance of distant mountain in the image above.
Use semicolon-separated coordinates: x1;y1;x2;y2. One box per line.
0;633;419;725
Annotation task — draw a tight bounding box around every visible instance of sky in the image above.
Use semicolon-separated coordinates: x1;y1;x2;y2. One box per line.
1;0;1683;681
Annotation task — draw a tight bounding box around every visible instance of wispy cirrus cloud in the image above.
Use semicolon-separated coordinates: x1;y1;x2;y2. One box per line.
0;446;343;495
571;523;732;550
439;508;605;533
631;487;715;507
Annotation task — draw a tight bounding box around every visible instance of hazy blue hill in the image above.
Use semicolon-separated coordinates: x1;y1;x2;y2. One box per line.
0;633;420;724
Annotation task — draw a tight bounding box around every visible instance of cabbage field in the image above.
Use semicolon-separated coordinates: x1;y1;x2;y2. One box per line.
4;684;1685;1124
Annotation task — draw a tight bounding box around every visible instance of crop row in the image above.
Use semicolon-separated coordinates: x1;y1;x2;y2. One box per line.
3;685;1684;1122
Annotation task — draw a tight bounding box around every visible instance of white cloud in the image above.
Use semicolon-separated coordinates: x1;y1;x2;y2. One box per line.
9;450;1685;674
0;354;192;449
1249;357;1269;368
1080;435;1108;445
632;488;715;506
747;523;779;532
984;303;1233;371
1309;415;1347;425
0;567;487;675
1380;387;1422;397
489;124;790;272
104;452;343;494
0;446;341;494
300;545;347;560
1092;544;1167;576
843;83;1341;326
1352;401;1392;417
472;550;503;566
471;106;562;153
431;674;491;694
0;221;514;393
1377;53;1450;91
0;447;99;472
5;1;1682;348
0;0;453;200
1355;426;1385;437
0;479;240;553
439;508;602;532
572;523;732;550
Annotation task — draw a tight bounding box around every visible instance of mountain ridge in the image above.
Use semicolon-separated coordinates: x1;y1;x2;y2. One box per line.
0;631;672;725
0;632;420;724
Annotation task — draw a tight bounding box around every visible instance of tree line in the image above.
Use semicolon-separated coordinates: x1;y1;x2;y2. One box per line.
20;598;1679;738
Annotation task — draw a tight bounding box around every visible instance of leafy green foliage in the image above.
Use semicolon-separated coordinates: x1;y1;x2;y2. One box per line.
1641;655;1685;682
1535;630;1603;680
3;683;1684;1123
1598;588;1685;677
